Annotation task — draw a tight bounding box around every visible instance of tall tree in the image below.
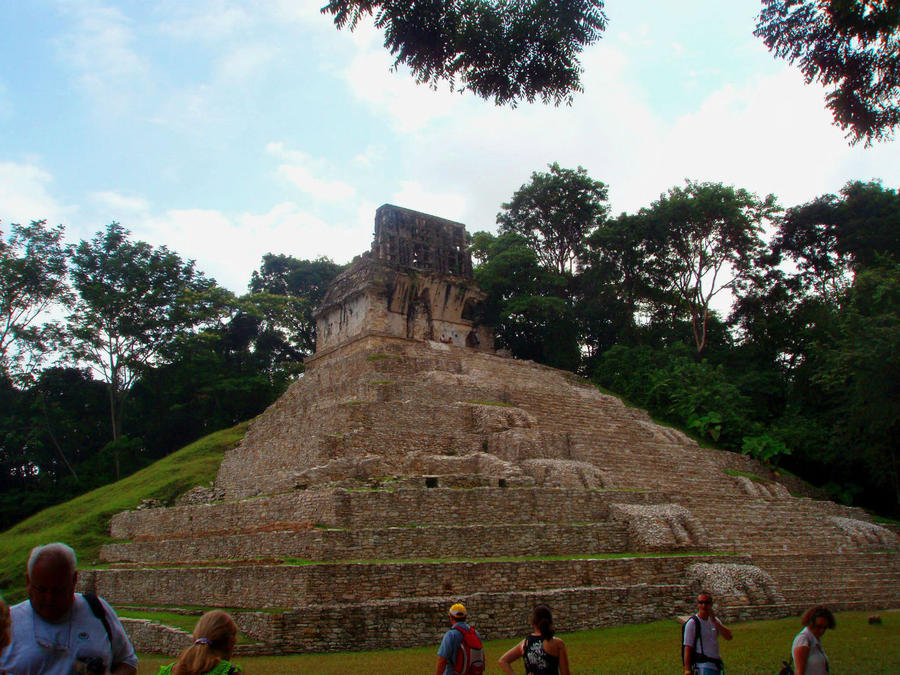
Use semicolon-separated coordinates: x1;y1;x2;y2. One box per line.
811;261;900;511
67;223;227;478
471;231;580;370
497;163;609;275
755;0;900;145
773;180;900;301
322;0;607;106
0;220;71;379
630;181;779;355
248;254;344;356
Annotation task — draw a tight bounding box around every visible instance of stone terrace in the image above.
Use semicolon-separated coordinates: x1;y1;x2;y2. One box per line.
86;336;900;655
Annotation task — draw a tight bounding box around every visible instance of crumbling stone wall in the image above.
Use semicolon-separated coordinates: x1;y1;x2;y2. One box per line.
314;205;492;352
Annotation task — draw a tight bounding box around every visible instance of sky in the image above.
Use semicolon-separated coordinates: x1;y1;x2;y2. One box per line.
1;0;898;296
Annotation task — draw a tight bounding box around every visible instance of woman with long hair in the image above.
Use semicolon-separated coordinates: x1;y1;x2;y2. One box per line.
498;605;570;675
156;610;241;675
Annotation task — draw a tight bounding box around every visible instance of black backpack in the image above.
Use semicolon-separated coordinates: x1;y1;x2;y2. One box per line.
681;615;702;667
83;592;114;644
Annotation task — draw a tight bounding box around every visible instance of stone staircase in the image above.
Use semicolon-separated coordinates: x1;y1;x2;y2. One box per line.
82;336;900;655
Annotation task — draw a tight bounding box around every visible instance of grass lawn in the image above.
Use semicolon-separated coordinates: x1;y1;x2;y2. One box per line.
0;423;247;604
135;610;900;674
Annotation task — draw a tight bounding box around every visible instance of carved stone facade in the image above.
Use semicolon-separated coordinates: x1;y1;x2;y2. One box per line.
314;205;493;353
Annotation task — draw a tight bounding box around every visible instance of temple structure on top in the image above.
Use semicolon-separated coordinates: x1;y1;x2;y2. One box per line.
313;204;493;353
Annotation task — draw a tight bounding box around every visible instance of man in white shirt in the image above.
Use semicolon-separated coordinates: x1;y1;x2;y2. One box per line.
683;591;732;675
0;542;138;675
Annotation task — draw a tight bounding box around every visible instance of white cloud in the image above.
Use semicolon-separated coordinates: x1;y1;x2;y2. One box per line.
654;68;869;209
390;182;469;223
0;161;74;227
89;190;151;214
54;2;150;111
340;35;464;132
217;43;279;81
352;144;386;169
134;202;372;292
266;142;357;201
158;2;253;40
266;0;333;27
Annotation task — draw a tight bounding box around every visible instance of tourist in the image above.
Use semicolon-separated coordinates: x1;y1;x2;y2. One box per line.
498;605;570;675
435;602;485;675
682;591;732;675
155;610;242;675
0;594;10;655
791;605;835;675
0;542;138;675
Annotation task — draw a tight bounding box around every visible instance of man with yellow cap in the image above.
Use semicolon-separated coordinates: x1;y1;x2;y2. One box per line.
435;603;485;675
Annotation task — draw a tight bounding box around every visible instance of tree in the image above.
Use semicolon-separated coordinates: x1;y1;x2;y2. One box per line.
248;254;344;356
67;223;227;478
755;0;900;145
630;181;779;355
772;180;900;300
497;163;609;275
322;0;607;106
811;262;900;511
472;231;580;370
582;212;664;352
0;220;71;379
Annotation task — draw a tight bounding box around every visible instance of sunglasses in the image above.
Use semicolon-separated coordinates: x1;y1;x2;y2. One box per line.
697;600;713;605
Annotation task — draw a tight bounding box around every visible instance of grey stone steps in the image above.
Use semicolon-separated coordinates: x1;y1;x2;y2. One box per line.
109;487;666;542
80;554;742;610
100;521;633;564
119;583;699;654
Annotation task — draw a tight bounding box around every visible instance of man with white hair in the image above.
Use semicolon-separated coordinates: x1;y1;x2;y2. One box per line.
0;542;138;675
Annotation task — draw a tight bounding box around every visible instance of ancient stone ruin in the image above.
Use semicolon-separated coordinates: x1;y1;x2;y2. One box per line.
315;204;493;353
81;205;900;656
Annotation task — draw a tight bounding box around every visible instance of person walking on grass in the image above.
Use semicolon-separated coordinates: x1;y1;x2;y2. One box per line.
498;605;570;675
683;591;732;675
155;610;242;675
791;605;835;675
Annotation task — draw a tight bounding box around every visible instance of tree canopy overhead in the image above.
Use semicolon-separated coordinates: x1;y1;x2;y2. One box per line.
321;0;607;105
755;0;900;145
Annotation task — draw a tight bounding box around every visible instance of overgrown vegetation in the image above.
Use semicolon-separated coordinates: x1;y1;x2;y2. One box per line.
0;423;246;603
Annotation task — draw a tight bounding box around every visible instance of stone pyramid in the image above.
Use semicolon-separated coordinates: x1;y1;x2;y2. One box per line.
81;205;900;656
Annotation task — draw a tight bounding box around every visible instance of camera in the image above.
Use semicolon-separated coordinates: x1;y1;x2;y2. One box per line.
74;656;106;674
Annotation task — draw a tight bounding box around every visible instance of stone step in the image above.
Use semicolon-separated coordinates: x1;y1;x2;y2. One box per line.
101;521;632;564
109;487;667;542
120;583;699;654
80;554;744;610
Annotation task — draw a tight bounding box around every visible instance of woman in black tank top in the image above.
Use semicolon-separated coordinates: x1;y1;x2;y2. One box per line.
498;605;570;675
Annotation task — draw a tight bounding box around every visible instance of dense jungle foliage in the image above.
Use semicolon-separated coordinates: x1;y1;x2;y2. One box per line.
1;171;898;530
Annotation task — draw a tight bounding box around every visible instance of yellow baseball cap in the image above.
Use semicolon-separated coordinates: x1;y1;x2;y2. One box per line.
449;603;467;618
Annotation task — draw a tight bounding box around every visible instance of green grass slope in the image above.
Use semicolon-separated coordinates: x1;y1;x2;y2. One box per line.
0;422;248;604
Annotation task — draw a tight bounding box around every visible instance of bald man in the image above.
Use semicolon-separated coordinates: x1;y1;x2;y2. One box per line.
1;542;138;675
